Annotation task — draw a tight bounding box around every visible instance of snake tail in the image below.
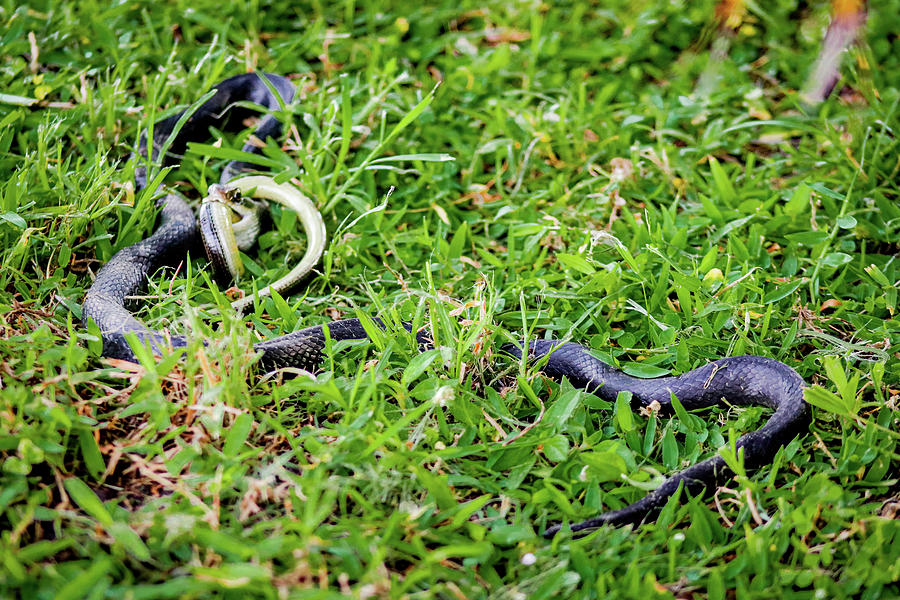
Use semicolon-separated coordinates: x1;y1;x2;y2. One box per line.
503;340;809;537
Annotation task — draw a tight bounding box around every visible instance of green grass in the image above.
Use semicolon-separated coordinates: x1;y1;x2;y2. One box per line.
1;1;899;598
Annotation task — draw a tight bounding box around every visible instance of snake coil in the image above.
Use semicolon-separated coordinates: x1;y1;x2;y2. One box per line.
82;73;810;537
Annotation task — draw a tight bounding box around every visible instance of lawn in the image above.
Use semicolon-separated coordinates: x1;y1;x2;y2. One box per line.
1;1;899;598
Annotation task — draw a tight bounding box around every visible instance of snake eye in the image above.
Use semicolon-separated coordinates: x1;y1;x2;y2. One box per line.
224;187;244;204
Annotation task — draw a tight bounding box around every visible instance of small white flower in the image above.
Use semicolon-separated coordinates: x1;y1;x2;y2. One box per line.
521;553;537;566
433;385;454;407
578;465;589;482
744;88;764;100
454;37;478;56
398;501;426;519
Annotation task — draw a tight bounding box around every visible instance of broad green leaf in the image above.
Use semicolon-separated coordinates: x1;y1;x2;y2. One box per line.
557;253;596;275
450;495;493;528
614;391;635;431
804;385;856;417
822;356;860;413
708;569;726;600
78;430;106;481
64;477;112;527
447;221;467;260
425;542;493;562
707;156;737;205
808;182;844;200
542;480;578;516
699;246;718;273
710;215;753;244
0;211;26;228
864;264;890;286
17;539;75;563
836;215;857;229
718;429;747;478
822;356;848;392
662;427;678;469
109;522;151;561
822;252;852;267
401;349;441;387
223;413;254;456
268;286;294;325
415;466;456;510
543;434;570;462
784;183;811;216
763;280;802;304
669;391;701;433
699;195;724;225
785;231;829;246
488;523;535;545
544;389;581;430
582;448;628;482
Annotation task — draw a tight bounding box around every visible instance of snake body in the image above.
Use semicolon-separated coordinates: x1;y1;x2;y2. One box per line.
82;73;810;537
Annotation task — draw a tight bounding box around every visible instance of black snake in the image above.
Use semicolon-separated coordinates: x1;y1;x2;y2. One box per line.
81;73;810;537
